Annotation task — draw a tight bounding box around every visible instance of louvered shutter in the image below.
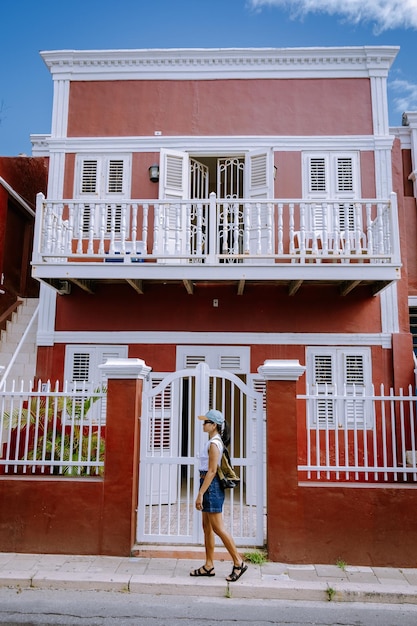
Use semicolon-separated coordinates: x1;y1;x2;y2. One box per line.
149;376;172;452
313;354;335;425
79;160;98;233
107;159;124;194
309;157;327;194
81;160;98;194
306;157;329;232
65;346;127;422
158;149;189;257
245;149;274;257
185;355;206;368
219;355;241;371
344;354;366;426
336;157;355;231
336;157;354;193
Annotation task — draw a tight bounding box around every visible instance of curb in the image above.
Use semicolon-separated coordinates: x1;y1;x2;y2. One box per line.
1;573;417;604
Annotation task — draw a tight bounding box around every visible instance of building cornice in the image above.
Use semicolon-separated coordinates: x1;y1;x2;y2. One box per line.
40;46;399;81
31;134;394;155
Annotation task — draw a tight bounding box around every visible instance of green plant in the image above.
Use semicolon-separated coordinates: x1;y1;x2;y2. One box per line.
326;585;336;601
243;550;268;565
3;387;105;476
225;584;232;598
336;558;347;571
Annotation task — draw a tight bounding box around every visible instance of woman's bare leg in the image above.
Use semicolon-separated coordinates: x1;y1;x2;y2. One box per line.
208;512;242;566
202;512;216;569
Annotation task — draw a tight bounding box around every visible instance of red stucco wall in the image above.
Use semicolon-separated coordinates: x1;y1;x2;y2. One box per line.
53;284;382;335
67;78;373;137
0;373;143;557
266;375;417;567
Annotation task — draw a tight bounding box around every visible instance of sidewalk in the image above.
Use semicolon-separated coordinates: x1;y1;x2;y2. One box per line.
1;552;417;603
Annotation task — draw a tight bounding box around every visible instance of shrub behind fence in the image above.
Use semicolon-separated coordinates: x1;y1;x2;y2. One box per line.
0;380;106;476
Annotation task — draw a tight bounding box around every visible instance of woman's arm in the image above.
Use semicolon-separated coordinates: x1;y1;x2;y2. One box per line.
195;441;220;510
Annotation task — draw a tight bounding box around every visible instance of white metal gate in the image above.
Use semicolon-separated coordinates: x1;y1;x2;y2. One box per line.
136;362;265;546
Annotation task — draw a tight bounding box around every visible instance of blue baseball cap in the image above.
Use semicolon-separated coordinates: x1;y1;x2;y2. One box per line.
198;409;224;425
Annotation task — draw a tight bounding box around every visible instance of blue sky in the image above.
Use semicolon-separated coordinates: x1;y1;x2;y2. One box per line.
0;0;416;156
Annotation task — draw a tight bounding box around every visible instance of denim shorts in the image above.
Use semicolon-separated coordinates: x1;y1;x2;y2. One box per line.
200;473;225;513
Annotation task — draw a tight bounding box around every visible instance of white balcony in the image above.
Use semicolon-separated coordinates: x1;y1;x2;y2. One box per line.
32;192;401;295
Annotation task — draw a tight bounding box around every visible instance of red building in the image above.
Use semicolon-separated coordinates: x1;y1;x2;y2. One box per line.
0;156;47;314
1;46;416;563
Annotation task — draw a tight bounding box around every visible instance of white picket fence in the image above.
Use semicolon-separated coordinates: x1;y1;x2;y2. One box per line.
298;384;417;483
0;380;106;476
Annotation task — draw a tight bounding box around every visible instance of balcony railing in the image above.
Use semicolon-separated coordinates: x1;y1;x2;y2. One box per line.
32;192;401;290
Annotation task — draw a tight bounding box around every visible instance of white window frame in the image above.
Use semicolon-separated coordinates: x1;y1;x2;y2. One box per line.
306;346;373;429
74;154;132;237
303;152;360;199
64;344;128;422
302;152;361;233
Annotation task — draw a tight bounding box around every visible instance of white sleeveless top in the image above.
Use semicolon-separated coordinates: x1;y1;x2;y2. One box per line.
199;434;223;471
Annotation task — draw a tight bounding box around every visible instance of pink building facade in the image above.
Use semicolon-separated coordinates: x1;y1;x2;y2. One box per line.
2;46;414;562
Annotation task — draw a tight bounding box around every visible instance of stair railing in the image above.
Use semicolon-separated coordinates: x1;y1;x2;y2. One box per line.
0;302;40;390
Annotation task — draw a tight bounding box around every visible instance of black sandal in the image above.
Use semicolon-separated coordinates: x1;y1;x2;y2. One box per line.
226;562;248;582
190;565;215;577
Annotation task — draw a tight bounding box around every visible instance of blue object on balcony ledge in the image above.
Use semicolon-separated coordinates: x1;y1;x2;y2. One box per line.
104;241;146;263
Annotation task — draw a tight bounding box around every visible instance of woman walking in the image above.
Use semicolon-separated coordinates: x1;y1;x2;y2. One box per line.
190;409;248;582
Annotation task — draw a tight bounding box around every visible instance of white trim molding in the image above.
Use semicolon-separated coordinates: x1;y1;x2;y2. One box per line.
49;331;393;348
35;134;394;156
40;47;399;81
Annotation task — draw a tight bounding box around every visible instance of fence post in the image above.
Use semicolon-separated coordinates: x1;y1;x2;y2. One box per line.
258;359;305;561
99;357;151;556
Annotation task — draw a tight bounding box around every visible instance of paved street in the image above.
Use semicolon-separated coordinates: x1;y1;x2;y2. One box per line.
1;589;417;626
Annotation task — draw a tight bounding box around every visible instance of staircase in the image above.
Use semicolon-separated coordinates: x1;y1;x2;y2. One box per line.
0;298;39;386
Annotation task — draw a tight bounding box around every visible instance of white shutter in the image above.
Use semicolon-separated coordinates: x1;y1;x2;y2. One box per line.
219;355;241;370
305;156;330;233
185;355;206;368
309;157;327;194
335;156;356;232
313;354;335;426
80;160;98;195
149;375;172;452
336;157;354;193
65;346;128;422
245;149;273;199
107;159;124;194
343;353;366;426
157;149;190;258
244;149;274;258
159;149;189;200
308;347;372;429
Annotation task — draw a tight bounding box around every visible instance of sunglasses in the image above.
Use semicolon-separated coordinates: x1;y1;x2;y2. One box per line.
203;420;214;425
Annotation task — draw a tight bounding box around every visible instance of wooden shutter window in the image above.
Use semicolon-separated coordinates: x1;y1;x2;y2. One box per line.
72;352;90;381
250;153;268;188
314;354;335;425
107;160;124;194
309;158;326;193
165;155;184;190
336;157;354;192
81;160;98;194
